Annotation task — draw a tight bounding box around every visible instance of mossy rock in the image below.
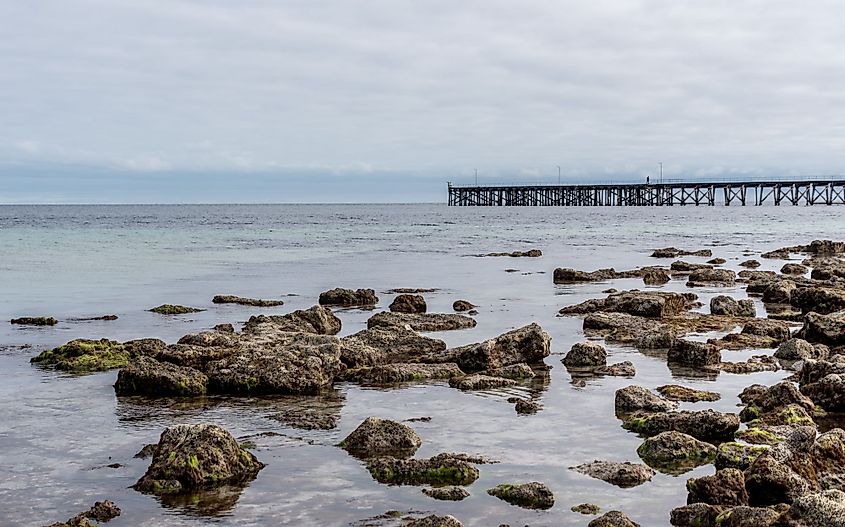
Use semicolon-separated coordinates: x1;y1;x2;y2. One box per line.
487;482;554;510
149;304;204;315
366;454;479;486
31;338;163;372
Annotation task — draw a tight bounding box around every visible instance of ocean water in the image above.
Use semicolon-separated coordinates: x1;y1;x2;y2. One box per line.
1;203;843;527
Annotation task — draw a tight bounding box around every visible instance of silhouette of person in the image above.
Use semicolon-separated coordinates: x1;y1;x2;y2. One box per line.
646;176;650;185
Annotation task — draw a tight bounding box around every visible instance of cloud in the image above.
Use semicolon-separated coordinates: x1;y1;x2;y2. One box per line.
2;0;845;201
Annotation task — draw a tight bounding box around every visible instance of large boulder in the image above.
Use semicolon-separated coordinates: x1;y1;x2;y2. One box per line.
762;280;797;304
486;482;554;509
318;288;378;307
802;374;845;411
563;341;607;368
668;339;721;367
775;338;825;361
799;356;845;385
389;294;427;313
367;312;477;332
571;460;656;488
744;453;812;506
713;506;781;527
686;468;749;506
739;381;815;422
798;312;845;346
792;287;845;315
133;424;264;494
114;356;208;396
31;338;166;372
622;409;740;441
637;431;716;474
615;386;678;414
710;296;756;317
340;417;421;458
445;323;550;372
777;489;845;527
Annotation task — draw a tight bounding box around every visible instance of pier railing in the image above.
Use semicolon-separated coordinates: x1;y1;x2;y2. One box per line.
446;178;845;206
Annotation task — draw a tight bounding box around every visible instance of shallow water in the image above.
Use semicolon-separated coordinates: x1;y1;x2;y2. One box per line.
1;204;843;526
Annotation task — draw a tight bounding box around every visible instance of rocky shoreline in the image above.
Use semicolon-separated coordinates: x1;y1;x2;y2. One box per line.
27;240;845;526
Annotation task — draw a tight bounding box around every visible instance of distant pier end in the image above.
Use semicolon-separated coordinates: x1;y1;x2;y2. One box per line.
446;179;845;206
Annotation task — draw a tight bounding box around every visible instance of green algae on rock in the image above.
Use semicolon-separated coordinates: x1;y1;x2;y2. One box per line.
149;304;204;315
31;338;165;372
114;356;208;396
487;481;554;509
366;454;480;486
11;316;58;326
636;431;716;475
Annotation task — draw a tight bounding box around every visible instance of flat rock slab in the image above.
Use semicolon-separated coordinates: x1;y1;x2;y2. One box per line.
367;312;477;332
571;460;655;488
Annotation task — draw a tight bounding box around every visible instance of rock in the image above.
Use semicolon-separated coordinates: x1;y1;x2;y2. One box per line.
342;363;463;384
487;482;554;509
746;404;815;427
744;453;812;506
572;503;601;515
671;260;714;272
799;356;845;385
83;501;121;523
482;249;542;257
776;338;824;361
341;326;445;368
177;331;236;348
622;409;740;441
739;381;816;421
637;328;677;349
741;318;792;342
559;290;691;318
31;338;165;372
367;312;476;332
643;268;671;285
318;288;378;307
709;258;727;265
782;263;809;275
514;398;541;414
668;339;721;367
777;489;845;527
134;444;157;459
422;486;469;501
710;296;756;317
406;515;464;527
656;385;721;402
273;408;338;430
652;247;712;258
11;316;57;326
149;304;203;315
571;460;656;488
615;386;678;414
484;363;536;379
715;442;769;470
212;295;284;307
687;268;737;287
762;248;794;259
740;260;761;268
452;300;475;312
205;332;342;395
687;468;749;506
444;323;550;372
595;361;636;376
798;312;845;346
366;453;480;486
213;323;234;333
133;423;264;494
553;267;618;283
670;503;722;527
588;511;641;527
792;287;845;315
340;417;421;459
735;427;789;446
717;356;781;374
563;341;607;368
448;374;516;391
637;431;716;474
242;305;341;335
389;294;427;313
114;356;208;396
801;374;845;411
762;280;797;304
713;506;781;527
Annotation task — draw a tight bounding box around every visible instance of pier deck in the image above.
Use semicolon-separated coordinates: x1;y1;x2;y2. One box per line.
447;179;845;206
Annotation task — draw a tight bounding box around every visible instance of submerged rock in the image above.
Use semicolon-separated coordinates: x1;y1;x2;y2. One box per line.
563;341;607;368
422;486;469;501
114;356;208;396
637;431;717;474
11;316;57;326
43;500;121;527
149;304;204;315
389;294;427;314
571;460;655;488
366;453;480;486
367;312;477;332
656;385;721;402
572;503;601;515
31;338;165;372
134;423;264;495
340;417;421;459
622;409;740;441
487;482;554;509
448;374;516;391
212;295;284;307
318;288;378;307
482;249;542;257
513;398;541;414
651;247;712;258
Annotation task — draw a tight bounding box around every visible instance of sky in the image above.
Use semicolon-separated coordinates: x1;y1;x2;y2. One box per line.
2;0;845;203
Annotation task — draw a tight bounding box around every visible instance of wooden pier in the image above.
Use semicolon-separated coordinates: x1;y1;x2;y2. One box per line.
447;179;845;206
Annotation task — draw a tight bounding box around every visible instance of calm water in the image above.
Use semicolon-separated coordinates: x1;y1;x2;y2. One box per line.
1;203;843;526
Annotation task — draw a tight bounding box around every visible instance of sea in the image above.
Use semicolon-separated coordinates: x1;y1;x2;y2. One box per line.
1;203;843;526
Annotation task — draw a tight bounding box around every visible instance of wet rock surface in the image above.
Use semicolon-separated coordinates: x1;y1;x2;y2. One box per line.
149;304;204;315
571;460;656;488
637;431;716;474
340;417;422;459
114;356;208;396
367;312;477;332
452;300;475;312
435;323;550;372
32;338;166;372
366;453;480;486
212;295;284;307
389;294;427;313
486;481;554;509
563;341;607;368
622;409;740;441
422;486;469;501
559;290;691;318
615;385;678;414
656;385;721;402
448;374;516;391
11;316;57;326
318;288;378;307
588;510;641;527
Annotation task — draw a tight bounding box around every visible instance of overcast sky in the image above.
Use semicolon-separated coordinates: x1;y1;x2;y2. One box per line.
2;0;845;203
